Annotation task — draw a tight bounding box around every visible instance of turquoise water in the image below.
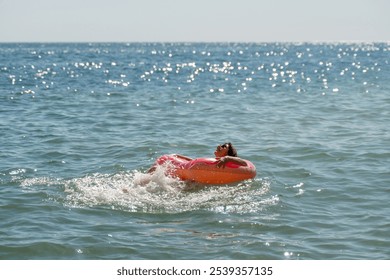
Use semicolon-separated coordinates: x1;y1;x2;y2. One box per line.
0;43;389;259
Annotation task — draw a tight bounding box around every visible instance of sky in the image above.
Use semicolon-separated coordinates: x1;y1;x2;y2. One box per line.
0;0;389;42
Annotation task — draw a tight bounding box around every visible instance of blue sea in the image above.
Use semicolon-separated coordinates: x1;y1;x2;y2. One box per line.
0;42;389;260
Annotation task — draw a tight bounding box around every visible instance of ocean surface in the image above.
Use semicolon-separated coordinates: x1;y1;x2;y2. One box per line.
0;42;389;260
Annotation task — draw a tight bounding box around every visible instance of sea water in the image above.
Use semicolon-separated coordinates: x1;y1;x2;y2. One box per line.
0;43;389;259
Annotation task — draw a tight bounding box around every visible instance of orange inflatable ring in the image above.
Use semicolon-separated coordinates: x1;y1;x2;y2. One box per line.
154;154;256;185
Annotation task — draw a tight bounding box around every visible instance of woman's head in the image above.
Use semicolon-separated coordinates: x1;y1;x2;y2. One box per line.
214;142;237;157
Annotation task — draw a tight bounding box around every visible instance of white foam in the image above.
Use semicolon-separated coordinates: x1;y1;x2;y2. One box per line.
20;166;276;214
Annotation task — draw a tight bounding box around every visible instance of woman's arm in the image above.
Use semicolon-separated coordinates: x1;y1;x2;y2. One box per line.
216;156;248;168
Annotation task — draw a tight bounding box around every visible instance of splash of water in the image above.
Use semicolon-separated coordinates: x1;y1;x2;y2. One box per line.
20;165;277;214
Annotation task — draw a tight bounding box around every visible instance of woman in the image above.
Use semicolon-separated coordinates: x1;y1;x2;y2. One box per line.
148;142;247;173
213;142;249;168
141;142;255;185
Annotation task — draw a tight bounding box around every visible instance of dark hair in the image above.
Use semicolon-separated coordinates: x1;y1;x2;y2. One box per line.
224;142;237;157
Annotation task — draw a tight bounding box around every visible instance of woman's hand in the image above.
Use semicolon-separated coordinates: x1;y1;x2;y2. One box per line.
216;156;248;168
216;156;228;168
